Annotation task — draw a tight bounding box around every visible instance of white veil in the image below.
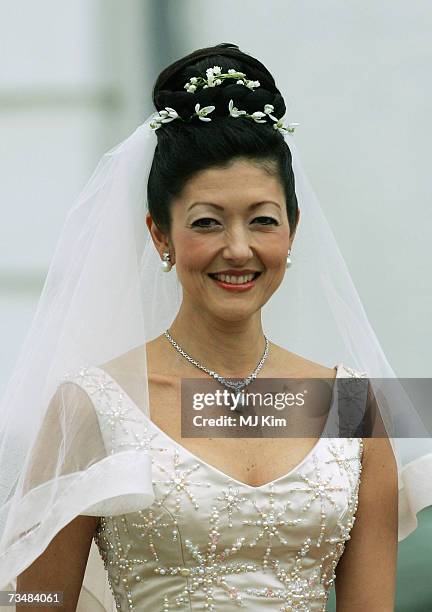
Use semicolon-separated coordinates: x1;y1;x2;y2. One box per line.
0;109;431;609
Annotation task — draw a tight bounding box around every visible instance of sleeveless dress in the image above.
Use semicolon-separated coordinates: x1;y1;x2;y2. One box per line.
65;363;366;612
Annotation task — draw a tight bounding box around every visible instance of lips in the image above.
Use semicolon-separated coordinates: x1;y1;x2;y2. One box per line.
208;272;261;285
207;271;262;292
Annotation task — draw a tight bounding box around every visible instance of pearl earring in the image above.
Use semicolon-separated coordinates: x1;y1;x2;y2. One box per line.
161;251;172;272
286;248;292;269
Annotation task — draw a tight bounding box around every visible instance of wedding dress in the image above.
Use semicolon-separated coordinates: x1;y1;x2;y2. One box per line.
67;362;364;612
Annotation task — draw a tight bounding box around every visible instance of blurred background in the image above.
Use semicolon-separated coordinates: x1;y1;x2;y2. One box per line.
0;1;431;609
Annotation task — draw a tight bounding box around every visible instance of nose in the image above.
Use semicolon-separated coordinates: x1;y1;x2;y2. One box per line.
221;224;254;263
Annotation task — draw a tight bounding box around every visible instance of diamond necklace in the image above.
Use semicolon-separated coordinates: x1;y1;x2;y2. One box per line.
163;329;269;403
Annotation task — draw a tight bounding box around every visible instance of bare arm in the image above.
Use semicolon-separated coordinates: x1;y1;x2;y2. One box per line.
334;437;398;611
16;514;100;611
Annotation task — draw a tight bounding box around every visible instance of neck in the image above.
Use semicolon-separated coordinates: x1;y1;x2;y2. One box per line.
167;303;266;378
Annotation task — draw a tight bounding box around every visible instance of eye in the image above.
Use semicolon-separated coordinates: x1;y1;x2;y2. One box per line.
191;218;221;228
252;216;279;225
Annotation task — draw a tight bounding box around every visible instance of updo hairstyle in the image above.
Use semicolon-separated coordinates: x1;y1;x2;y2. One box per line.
147;43;298;236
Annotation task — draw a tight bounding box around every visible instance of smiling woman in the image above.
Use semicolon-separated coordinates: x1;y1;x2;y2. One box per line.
2;42;431;612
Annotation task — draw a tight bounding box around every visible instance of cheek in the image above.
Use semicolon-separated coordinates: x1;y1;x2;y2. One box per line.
256;231;290;268
173;230;216;271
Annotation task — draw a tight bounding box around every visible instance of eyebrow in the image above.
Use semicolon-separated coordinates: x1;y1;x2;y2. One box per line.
187;201;282;212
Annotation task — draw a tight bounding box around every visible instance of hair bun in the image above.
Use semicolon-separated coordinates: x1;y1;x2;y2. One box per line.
152;43;285;120
148;45;298;240
155;82;285;122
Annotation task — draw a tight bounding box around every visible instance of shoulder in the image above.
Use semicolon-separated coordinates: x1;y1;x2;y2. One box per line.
98;343;146;376
55;373;98;418
99;337;179;375
97;338;181;397
267;341;336;378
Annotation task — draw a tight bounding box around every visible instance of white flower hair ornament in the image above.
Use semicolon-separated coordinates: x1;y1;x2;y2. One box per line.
150;66;299;134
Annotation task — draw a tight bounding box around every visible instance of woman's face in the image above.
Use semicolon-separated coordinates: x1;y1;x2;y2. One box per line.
148;158;298;322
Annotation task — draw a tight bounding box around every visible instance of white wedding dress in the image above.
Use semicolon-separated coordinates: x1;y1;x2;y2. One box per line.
65;363;365;612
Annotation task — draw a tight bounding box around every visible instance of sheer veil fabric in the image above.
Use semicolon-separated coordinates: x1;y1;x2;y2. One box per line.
0;110;431;609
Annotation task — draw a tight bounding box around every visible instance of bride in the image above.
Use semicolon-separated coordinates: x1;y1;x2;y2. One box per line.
3;42;422;611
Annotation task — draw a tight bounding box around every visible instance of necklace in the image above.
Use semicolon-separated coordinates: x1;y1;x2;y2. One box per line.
163;329;269;407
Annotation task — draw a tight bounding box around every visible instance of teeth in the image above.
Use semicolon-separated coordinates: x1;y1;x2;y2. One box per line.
213;273;255;284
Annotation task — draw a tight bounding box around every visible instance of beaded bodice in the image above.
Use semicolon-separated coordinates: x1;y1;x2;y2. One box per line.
67;364;364;611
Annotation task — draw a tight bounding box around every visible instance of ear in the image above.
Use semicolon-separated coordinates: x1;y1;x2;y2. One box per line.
146;213;173;261
289;207;300;248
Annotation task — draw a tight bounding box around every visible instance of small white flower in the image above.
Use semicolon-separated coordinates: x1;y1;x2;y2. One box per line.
194;103;215;121
190;77;198;84
273;120;287;133
246;79;260;90
266;110;279;122
228;99;247;117
206;67;214;77
236;80;244;85
203;84;209;89
264;104;275;114
213;66;222;75
251;111;267;123
272;118;299;133
215;79;222;86
184;82;190;90
228;69;237;74
159;107;178;123
200;105;216;115
186;84;197;93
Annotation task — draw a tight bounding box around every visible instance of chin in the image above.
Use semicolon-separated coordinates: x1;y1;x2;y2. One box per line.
208;303;259;322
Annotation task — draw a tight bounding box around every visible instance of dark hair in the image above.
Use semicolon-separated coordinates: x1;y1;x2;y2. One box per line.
147;43;298;236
